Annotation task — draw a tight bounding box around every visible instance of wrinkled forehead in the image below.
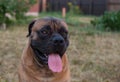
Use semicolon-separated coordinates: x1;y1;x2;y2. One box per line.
32;18;68;31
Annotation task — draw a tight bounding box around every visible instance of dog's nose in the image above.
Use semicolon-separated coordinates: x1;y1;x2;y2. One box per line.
53;36;64;46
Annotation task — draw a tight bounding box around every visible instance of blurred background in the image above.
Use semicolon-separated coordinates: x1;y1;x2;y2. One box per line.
0;0;120;82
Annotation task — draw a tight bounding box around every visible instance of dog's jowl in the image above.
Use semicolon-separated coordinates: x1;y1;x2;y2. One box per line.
18;17;70;82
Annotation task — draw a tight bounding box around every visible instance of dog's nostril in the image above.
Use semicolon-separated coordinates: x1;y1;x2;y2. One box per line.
53;39;64;45
54;40;58;44
60;40;63;43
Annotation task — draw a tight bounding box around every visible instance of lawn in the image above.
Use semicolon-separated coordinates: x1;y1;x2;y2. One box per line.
0;16;120;82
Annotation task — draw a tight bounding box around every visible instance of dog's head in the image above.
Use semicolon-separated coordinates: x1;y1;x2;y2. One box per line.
27;17;69;72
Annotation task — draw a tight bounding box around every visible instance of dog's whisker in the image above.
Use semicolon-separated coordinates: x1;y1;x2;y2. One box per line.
44;54;48;58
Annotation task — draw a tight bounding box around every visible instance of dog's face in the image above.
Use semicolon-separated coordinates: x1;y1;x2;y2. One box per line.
27;17;69;72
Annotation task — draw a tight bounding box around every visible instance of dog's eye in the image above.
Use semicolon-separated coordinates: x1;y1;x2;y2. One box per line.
41;30;49;35
61;32;68;39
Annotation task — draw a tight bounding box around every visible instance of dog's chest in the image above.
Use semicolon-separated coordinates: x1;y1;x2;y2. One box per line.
35;68;55;82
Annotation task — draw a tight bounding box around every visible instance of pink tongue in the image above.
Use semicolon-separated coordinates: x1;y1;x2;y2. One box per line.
48;54;62;72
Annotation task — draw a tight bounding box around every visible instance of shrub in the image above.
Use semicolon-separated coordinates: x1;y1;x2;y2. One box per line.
91;11;120;31
0;0;36;27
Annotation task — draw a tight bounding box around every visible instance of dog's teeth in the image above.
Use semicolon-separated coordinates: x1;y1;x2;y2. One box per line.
44;54;48;57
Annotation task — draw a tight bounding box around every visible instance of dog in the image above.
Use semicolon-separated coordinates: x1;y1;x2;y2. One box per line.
18;17;70;82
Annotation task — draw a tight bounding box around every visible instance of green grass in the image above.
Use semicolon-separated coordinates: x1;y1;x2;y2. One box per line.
39;12;95;26
0;16;120;82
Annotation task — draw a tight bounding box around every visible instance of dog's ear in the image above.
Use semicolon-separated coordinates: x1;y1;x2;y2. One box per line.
26;20;36;37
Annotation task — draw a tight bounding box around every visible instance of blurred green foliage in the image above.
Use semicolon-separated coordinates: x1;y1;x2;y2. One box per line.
0;0;36;26
91;11;120;31
68;2;82;15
